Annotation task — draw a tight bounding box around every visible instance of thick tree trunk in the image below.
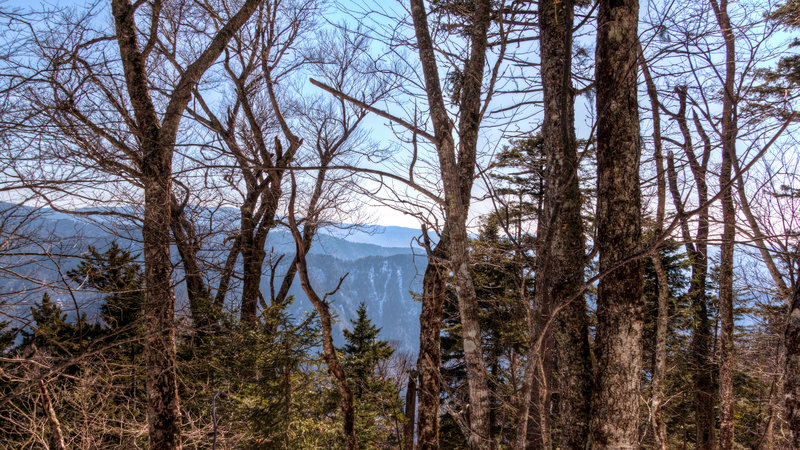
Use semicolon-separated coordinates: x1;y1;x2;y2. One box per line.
711;1;737;448
590;0;644;447
515;5;592;448
786;287;800;448
239;186;282;324
416;234;448;450
239;209;268;324
539;1;592;447
142;157;183;449
111;0;261;446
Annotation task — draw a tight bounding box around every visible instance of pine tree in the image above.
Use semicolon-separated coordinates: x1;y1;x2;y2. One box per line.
66;242;144;336
66;242;145;400
749;1;800;121
20;292;99;356
339;302;402;447
341;302;395;396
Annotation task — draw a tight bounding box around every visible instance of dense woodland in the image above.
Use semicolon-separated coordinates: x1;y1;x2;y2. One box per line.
0;0;799;448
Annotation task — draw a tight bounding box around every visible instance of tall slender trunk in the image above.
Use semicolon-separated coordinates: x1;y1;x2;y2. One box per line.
711;1;737;447
786;286;800;447
288;181;357;450
640;45;668;450
515;326;553;450
665;86;716;448
404;370;418;450
170;201;214;332
416;233;448;450
408;0;493;446
651;257;669;450
38;380;66;450
591;0;644;447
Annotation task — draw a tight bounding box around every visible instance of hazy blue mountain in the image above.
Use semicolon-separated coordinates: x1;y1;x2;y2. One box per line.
0;204;426;352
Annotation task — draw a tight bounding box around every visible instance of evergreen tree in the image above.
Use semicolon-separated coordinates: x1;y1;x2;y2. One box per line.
66;242;146;400
439;217;532;447
748;1;800;121
0;315;13;354
66;242;144;336
339;302;403;447
20;292;99;356
341;302;395;395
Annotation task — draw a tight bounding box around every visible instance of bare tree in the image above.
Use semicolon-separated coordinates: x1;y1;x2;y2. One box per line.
407;0;494;445
1;0;261;445
286;170;358;449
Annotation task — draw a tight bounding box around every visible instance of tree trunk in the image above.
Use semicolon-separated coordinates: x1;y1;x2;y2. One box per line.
665;86;717;449
539;1;593;447
640;46;668;450
590;0;644;447
786;286;800;448
711;1;737;448
288;175;357;450
38;379;66;450
111;0;261;446
515;2;591;447
141;152;183;449
294;262;357;450
651;256;669;450
404;370;418;450
416;233;448;450
239;209;268;324
408;0;493;446
170;201;214;332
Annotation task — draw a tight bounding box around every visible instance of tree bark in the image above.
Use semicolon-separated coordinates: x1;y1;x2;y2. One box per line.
516;2;591;448
408;0;493;446
416;231;448;450
539;1;592;447
590;0;644;447
786;286;800;448
404;370;418;450
639;46;668;450
111;0;261;446
711;1;737;448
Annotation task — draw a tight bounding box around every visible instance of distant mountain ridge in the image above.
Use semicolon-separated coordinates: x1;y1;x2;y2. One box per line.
0;203;427;352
